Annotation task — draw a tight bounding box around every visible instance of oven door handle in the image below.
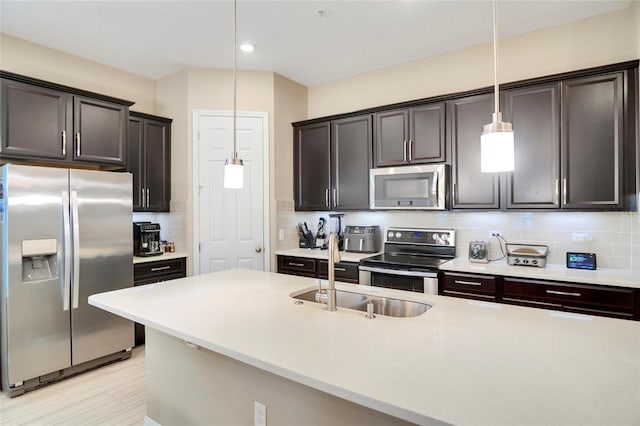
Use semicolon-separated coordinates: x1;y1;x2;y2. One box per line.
359;265;437;278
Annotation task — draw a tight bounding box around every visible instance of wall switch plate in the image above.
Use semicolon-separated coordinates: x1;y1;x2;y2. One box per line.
572;232;593;242
254;401;266;426
278;229;285;241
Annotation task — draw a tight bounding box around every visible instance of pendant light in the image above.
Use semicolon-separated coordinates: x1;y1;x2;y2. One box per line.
223;0;244;189
481;0;515;173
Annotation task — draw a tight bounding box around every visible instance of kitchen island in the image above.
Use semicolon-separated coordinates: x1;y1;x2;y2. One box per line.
89;268;640;425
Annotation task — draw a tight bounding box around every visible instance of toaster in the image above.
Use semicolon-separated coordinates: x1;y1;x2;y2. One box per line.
344;226;381;253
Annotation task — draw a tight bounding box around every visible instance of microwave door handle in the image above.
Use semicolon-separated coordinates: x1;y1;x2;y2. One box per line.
431;171;438;201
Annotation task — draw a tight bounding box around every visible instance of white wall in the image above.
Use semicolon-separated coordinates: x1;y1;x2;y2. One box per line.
0;33;157;114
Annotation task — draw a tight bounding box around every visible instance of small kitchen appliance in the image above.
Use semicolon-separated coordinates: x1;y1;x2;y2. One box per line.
328;213;344;250
344;225;381;253
359;227;456;294
369;164;447;210
506;244;549;268
134;222;163;257
468;241;489;263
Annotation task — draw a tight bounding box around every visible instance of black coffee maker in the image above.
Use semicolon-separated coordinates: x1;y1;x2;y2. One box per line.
133;222;163;256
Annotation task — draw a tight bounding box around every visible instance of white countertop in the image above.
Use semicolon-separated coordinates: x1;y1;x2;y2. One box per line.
133;252;188;264
276;248;380;263
441;258;640;289
89;268;640;425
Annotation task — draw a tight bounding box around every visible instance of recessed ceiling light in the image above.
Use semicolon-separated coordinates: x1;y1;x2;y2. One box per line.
240;43;255;53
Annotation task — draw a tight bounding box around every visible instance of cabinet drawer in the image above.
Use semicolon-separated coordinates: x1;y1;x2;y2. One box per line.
277;256;317;278
503;278;637;319
134;257;186;282
317;260;359;283
440;272;497;300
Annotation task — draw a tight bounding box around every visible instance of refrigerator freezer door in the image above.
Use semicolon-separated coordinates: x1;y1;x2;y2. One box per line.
69;169;133;366
0;164;71;386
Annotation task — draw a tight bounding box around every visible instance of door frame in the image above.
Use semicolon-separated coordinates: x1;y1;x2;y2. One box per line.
191;110;271;275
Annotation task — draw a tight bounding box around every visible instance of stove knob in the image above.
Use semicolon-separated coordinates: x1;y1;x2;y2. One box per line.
514;258;520;264
432;233;439;241
523;259;529;264
395;232;401;238
532;259;538;265
388;231;394;238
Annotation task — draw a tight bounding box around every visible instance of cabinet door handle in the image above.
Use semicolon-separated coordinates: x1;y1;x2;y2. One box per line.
335;267;347;272
403;140;408;162
332;188;337;207
75;132;81;156
141;188;146;209
454;280;482;286
563;178;567;205
546;289;581;297
408;139;413;162
150;265;172;272
554;179;559;206
146;188;150;208
325;188;330;207
62;130;66;156
288;262;305;267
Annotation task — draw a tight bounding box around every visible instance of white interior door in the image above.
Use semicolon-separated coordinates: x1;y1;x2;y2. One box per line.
195;111;268;274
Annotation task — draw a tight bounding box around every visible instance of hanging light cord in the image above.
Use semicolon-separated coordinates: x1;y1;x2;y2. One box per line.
232;0;238;160
492;0;499;118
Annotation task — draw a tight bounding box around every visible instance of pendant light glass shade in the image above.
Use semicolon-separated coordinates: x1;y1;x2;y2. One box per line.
223;0;244;189
481;0;515;173
481;112;514;172
224;157;244;189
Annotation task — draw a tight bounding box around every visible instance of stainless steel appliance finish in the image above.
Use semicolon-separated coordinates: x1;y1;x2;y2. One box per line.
344;225;381;253
506;244;549;268
0;164;133;397
359;227;456;294
370;164;447;210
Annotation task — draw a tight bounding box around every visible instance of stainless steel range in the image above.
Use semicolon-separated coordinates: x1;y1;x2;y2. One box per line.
359;227;456;294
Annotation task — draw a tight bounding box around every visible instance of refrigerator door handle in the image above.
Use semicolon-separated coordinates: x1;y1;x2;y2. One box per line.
71;190;81;309
62;191;71;311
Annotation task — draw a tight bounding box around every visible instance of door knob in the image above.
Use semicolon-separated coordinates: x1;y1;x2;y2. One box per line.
255;246;263;253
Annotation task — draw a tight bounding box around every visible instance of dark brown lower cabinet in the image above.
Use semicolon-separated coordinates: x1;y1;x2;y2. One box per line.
439;271;639;320
502;277;638;320
133;257;187;345
439;272;498;301
277;255;359;284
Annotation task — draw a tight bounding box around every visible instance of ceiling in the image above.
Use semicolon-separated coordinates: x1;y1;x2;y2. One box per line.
0;0;631;87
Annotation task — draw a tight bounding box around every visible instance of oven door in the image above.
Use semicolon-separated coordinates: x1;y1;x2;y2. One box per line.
359;265;438;294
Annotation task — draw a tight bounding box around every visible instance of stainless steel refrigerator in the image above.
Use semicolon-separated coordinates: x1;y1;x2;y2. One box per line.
0;164;134;397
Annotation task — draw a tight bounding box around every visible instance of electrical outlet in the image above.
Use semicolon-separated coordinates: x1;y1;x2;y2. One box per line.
254;401;266;426
489;230;502;238
278;229;285;241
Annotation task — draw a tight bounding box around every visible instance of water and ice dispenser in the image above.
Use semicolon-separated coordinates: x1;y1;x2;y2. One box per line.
21;238;58;282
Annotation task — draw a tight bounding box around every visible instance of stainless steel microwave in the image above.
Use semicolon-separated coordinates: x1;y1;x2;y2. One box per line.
370;164;447;210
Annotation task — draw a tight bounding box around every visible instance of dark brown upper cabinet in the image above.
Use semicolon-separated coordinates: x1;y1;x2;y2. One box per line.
73;96;127;166
374;102;445;167
561;72;624;210
294;115;372;211
448;93;500;209
0;71;132;169
503;83;561;209
1;80;71;161
128;112;172;212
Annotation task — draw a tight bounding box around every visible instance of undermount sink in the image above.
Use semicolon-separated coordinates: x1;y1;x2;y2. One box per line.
292;289;431;318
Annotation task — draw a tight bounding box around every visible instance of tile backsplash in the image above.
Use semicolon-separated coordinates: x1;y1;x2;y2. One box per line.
133;200;187;253
277;204;640;271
